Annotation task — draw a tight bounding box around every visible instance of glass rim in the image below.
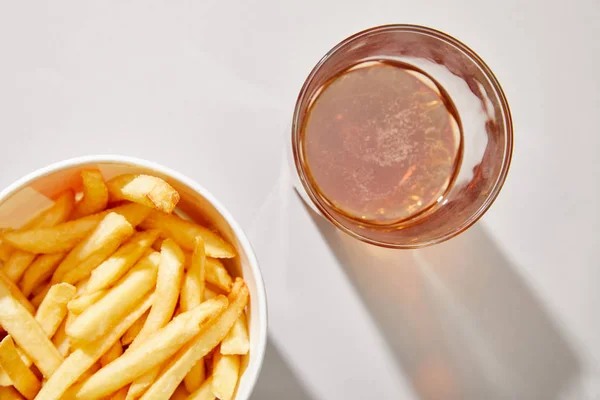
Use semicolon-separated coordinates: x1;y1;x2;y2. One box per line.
292;24;514;249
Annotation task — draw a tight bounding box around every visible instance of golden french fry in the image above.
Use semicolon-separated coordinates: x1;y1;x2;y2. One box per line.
0;385;26;400
125;366;160;400
67;290;105;314
131;239;184;347
0;336;41;399
205;258;233;293
171;384;189;400
19;253;65;297
35;283;76;337
75;297;228;400
203;288;218;301
183;357;205;394
220;312;249;355
100;340;123;367
140;279;248;400
2;203;151;254
112;385;130;400
3;252;36;283
188;376;215;400
86;229;161;293
106;174;180;214
0;278;63;378
139;211;235;258
0;270;35;315
52;212;134;285
72;169;109;219
52;318;71;357
0;368;12;386
66;252;159;343
30;284;49;308
211;351;240;400
121;311;148;346
0;240;14;263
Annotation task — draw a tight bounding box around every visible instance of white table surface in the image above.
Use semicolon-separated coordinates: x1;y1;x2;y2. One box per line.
1;1;599;399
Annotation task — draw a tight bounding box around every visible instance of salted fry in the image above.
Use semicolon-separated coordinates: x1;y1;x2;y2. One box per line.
100;340;123;367
66;252;159;343
131;239;184;347
188;376;215;400
0;385;26;399
205;258;233;293
86;229;160;293
140;279;248;400
220;312;249;355
52;212;134;285
139;211;235;258
72;169;109;219
35;283;76;337
107;174;180;214
35;293;154;400
18;253;65;296
0;278;63;378
171;384;189;400
67;290;105;314
75;297;228;400
2;203;151;254
52;318;71;357
0;336;41;399
121;311;148;346
0;270;35;315
211;351;240;400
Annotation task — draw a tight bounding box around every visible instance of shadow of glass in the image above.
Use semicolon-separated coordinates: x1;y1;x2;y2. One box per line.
250;338;318;400
310;211;581;400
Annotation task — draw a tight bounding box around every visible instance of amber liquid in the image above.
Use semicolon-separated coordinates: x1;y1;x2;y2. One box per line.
302;60;463;225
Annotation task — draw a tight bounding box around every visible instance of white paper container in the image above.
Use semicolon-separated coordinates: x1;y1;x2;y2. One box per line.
0;155;267;400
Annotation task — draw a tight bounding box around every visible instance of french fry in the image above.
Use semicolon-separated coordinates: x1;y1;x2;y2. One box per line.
30;284;49;308
66;252;160;343
205;258;233;293
125;366;160;400
121;311;148;346
0;239;14;263
72;169;109;219
183;238;207;393
75;297;228;400
107;174;180;214
131;239;184;347
100;340;123;367
211;351;240;400
0;385;26;400
203;288;218;301
35;283;76;337
220;312;249;355
112;385;130;400
86;229;161;293
139;279;248;400
0;336;41;399
0;368;12;386
35;293;154;400
67;290;105;314
3;252;36;283
171;384;189;400
139;211;235;258
0;270;35;315
52;212;134;285
52;318;71;357
0;278;63;378
18;252;65;296
188;376;215;400
1;203;151;254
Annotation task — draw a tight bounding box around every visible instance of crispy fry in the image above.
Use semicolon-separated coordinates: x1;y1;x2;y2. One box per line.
52;213;134;285
171;384;189;400
205;258;233;293
2;203;151;254
66;252;160;343
211;351;240;400
36;293;154;400
187;376;215;400
86;229;160;293
19;253;65;296
140;279;248;400
52;318;71;357
72;169;109;219
35;283;76;337
139;211;235;258
0;278;63;378
107;174;180;214
100;340;123;367
67;290;105;314
0;385;26;400
220;312;249;355
75;297;228;400
0;336;41;399
0;270;35;315
131;239;184;347
121;311;148;346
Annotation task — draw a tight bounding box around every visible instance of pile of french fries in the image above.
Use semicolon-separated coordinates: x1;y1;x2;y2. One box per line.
0;170;250;400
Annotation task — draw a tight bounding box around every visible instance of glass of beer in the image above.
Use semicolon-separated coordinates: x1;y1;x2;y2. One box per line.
291;25;513;248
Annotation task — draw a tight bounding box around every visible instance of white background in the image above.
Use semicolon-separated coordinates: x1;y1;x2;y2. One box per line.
0;1;599;399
